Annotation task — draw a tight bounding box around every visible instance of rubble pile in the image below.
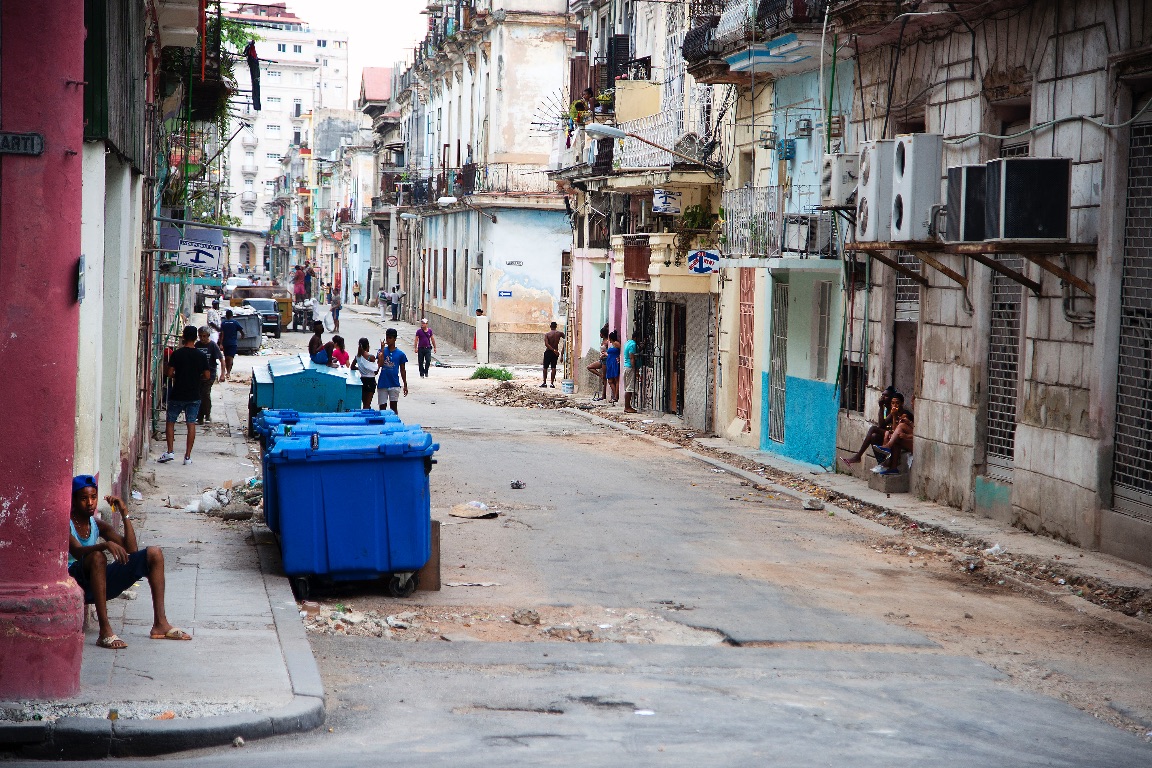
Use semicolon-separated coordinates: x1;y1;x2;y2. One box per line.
471;381;572;409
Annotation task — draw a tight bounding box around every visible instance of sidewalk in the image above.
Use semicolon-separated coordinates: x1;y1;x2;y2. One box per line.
0;369;323;759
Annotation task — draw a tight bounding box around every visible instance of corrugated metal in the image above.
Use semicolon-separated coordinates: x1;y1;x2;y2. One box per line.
84;0;146;168
767;278;788;442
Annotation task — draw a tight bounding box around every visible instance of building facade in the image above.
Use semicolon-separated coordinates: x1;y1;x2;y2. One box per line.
224;2;349;276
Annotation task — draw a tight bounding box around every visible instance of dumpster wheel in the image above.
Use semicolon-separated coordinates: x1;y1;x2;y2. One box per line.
386;572;419;598
290;576;312;601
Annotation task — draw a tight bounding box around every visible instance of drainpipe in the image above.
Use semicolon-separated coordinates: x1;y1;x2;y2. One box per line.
0;0;86;697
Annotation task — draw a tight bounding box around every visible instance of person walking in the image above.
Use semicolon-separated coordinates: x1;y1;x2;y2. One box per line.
604;330;621;404
194;326;222;424
206;300;222;344
622;329;640;413
352;280;361;305
291;265;306;304
217;310;245;382
330;289;342;333
376;328;409;415
160;325;210;464
415;318;436;378
391;285;404;321
378;285;391;322
354;337;379;408
540;321;564;388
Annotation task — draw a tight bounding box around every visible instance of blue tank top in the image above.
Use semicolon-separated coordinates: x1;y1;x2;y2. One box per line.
69;516;98;566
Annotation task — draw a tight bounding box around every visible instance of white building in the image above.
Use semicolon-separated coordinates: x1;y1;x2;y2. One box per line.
224;2;348;273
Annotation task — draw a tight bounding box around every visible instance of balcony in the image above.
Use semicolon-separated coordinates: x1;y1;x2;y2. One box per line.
616;110;708;170
722;186;781;258
241;134;258;149
475;163;555;195
239;190;258;210
702;0;831;78
241;163;258;176
612;232;718;293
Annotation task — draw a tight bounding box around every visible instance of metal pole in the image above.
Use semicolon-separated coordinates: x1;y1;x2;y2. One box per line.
153;215;268;237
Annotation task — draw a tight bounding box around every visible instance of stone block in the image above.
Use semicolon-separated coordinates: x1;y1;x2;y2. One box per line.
868;468;910;494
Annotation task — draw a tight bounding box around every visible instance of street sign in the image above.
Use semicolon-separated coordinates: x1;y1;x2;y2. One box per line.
505;260;523;266
0;132;44;156
177;237;223;271
387;255;398;267
652;188;682;215
687;249;719;274
498;290;513;298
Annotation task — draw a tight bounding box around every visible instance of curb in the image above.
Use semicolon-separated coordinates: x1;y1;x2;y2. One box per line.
561;408;1152;641
0;512;325;759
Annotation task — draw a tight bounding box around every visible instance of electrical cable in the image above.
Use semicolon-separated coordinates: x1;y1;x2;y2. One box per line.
881;16;910;139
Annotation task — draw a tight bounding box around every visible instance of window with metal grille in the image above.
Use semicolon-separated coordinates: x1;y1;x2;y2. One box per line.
768;279;789;442
985;255;1023;481
1113;120;1152;521
736;268;757;427
815;280;832;380
895;251;920;321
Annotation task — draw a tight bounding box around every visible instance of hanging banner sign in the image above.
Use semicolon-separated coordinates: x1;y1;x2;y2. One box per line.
652;188;682;215
687;249;720;274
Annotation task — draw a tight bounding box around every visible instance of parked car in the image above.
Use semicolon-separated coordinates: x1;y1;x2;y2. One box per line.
223;276;251;299
242;298;282;338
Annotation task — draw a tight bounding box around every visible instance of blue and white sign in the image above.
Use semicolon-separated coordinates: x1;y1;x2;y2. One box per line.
652;188;682;215
177;237;223;271
687;249;720;274
498;290;513;298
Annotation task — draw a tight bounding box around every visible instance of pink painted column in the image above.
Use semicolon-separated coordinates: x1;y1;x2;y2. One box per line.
0;0;86;698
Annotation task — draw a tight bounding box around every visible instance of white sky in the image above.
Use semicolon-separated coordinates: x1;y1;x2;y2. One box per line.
284;0;430;108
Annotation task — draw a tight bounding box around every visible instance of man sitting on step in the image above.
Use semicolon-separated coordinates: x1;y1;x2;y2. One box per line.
67;475;191;649
872;392;914;476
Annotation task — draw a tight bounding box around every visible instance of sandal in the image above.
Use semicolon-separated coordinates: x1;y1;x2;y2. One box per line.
150;627;192;641
97;634;127;650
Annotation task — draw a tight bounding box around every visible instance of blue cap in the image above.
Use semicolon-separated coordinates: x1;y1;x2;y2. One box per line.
72;475;97;496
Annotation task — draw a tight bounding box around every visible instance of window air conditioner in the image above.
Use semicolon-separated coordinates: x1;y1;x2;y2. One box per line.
820;153;859;208
890;133;943;241
855;139;894;242
984;157;1071;241
945;165;986;243
782;214;831;255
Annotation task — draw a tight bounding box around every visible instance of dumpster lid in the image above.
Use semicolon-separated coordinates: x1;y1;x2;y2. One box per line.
268;432;438;461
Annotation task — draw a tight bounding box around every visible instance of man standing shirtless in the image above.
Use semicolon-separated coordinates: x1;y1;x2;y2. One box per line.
540;321;564;388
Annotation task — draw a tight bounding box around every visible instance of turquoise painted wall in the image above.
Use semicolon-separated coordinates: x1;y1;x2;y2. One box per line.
760;373;840;468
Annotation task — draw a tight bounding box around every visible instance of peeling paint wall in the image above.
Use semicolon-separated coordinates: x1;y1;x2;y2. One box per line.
844;0;1152;563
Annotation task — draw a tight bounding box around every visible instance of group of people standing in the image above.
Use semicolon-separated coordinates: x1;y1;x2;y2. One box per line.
378;285;405;322
585;325;640;414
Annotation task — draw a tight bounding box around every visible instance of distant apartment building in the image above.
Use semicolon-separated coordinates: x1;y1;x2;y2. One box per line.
224;2;348;273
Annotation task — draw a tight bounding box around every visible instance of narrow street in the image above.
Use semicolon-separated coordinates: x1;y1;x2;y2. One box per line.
96;305;1152;766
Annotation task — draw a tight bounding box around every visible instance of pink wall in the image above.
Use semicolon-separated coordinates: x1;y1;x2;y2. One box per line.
0;1;86;698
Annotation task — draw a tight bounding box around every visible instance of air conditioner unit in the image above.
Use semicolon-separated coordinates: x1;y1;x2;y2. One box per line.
985;157;1071;241
782;214;831;255
855;139;894;242
890;133;943;241
821;153;859;208
945;165;986;243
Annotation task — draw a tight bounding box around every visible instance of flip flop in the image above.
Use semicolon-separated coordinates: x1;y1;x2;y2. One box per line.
150;627;192;641
97;634;127;650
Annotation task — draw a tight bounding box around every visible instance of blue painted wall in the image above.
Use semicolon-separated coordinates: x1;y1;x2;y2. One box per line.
761;373;840;468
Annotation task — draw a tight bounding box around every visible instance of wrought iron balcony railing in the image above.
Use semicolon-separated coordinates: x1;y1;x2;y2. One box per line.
722;186;781;257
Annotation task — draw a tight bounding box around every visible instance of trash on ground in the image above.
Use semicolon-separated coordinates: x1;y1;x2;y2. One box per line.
511;608;540;626
450;501;498;519
634;709;656;716
983;543;1005;556
510;480;526;489
232;736;245;748
154;711;175;720
130;490;143;501
444;581;502;587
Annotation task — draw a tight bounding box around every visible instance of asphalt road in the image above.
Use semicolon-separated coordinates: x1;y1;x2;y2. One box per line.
54;310;1152;766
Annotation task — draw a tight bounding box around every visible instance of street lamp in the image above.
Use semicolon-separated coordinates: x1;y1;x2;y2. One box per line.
437;195;497;223
584;122;709;168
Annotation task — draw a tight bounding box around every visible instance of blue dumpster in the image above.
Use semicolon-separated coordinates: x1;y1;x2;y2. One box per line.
254;408;400;451
262;420;424;535
266;432;439;598
248;355;363;436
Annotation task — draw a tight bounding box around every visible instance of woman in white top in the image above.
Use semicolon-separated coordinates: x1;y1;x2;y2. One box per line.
354;337;380;408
